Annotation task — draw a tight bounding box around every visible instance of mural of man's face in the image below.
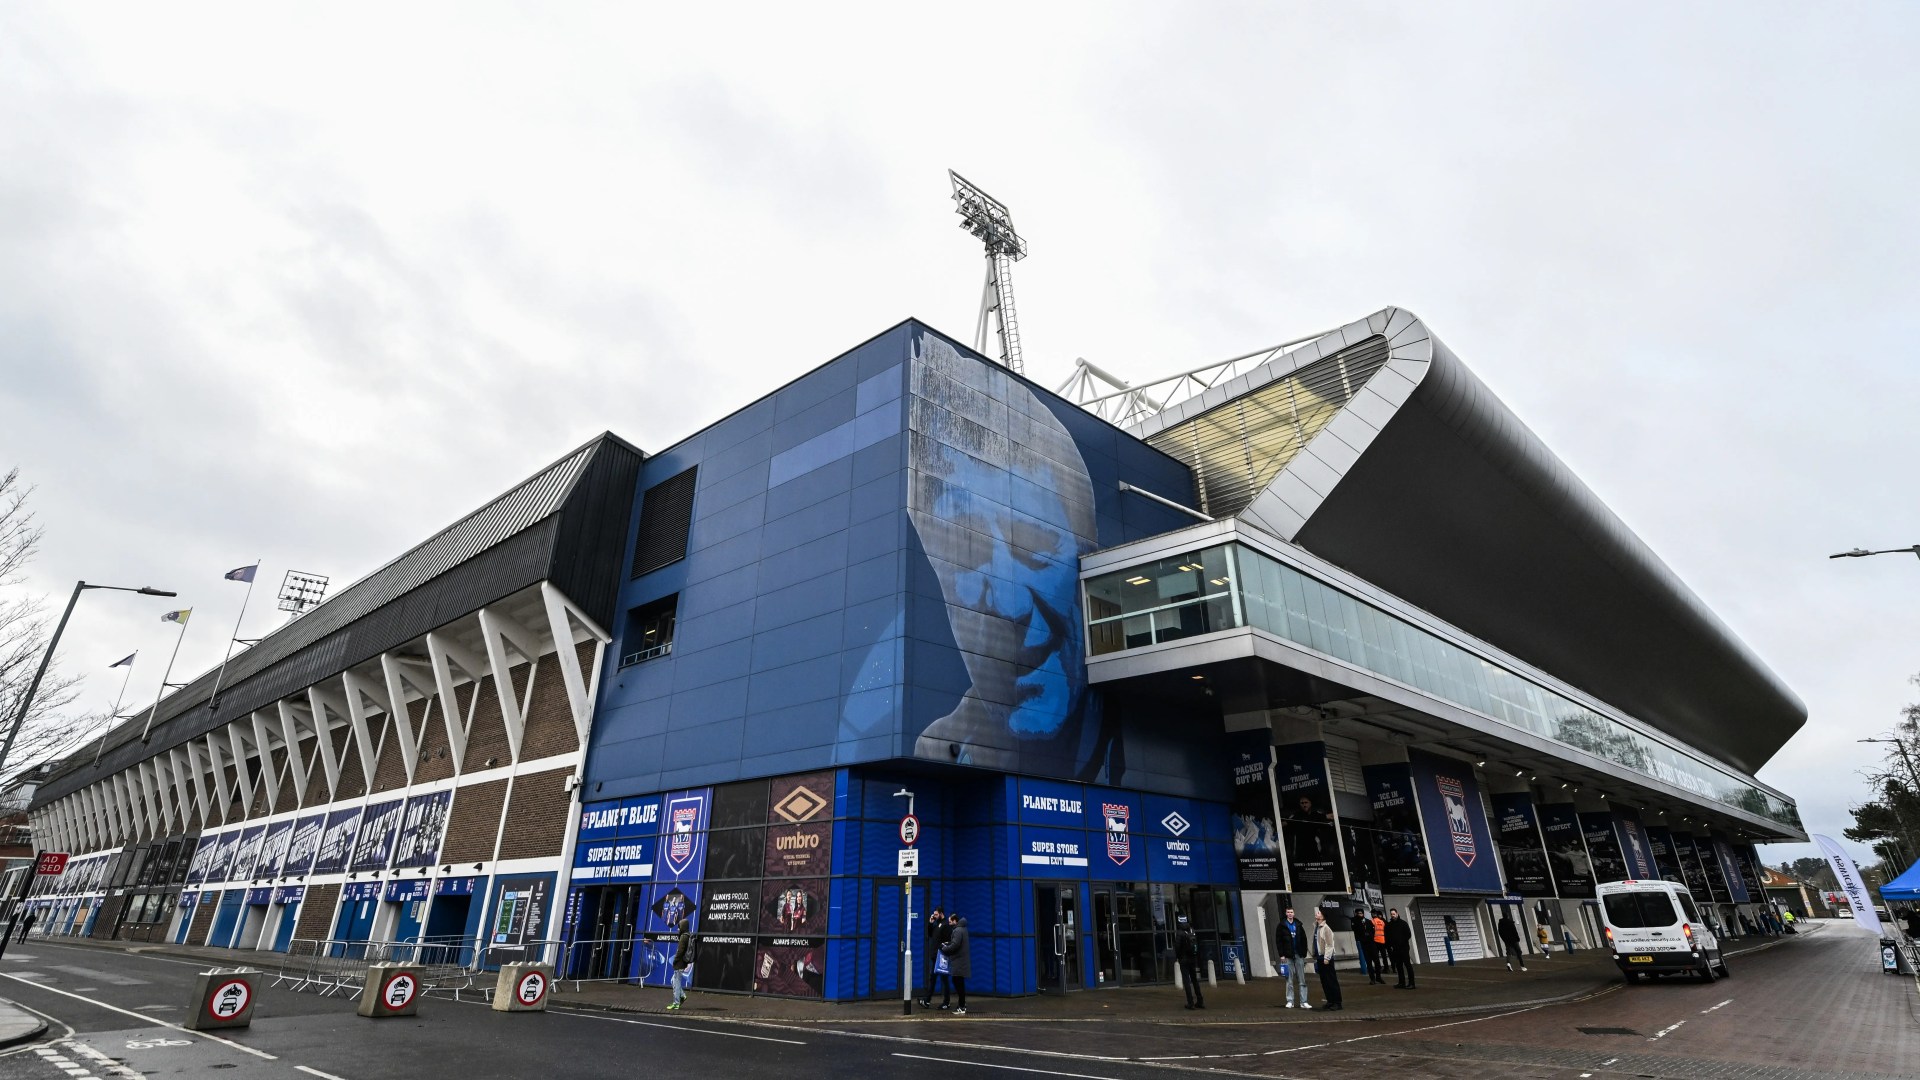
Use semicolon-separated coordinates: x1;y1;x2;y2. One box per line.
906;336;1101;774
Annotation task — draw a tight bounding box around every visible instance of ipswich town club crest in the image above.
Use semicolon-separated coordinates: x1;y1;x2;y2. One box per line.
1438;776;1476;867
665;796;703;875
1104;803;1131;865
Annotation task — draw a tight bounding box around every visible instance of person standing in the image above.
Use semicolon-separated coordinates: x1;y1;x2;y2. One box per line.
940;914;971;1015
1369;909;1388;981
1312;909;1342;1010
1535;922;1553;957
667;916;696;1010
16;909;35;944
1352;909;1376;982
1273;906;1311;1008
1172;912;1205;1010
1386;908;1415;989
1497;913;1527;972
919;908;949;1009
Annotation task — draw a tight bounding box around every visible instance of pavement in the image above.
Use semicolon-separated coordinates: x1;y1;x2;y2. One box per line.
14;921;1806;1025
0;919;1900;1080
0;1001;45;1048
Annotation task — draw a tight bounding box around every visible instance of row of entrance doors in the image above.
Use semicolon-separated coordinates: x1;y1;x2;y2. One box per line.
1033;882;1230;992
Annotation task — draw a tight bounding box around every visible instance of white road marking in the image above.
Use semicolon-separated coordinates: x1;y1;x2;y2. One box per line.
0;972;278;1060
49;967;145;987
0;994;74;1053
1700;998;1733;1014
893;1052;1127;1080
296;1066;353;1080
560;1010;806;1044
1648;1020;1686;1040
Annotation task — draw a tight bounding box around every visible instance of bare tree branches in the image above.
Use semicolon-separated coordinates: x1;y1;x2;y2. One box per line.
0;468;84;787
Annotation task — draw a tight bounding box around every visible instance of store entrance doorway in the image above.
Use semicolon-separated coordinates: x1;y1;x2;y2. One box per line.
1034;883;1083;992
1090;884;1163;986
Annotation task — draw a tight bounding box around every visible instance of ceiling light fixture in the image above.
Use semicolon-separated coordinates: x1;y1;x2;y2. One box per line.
1126;576;1151;585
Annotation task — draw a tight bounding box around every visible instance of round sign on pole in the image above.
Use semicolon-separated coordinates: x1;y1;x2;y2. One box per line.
381;972;418;1010
900;815;919;845
516;969;548;1006
206;979;251;1021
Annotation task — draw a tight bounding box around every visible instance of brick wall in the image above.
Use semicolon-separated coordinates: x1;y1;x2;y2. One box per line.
443;779;507;863
188;893;219;943
414;692;457;785
330;725;365;802
519;643;589;760
499;768;571;861
463;667;517;773
370;713;407;793
274;745;299;809
293;883;340;942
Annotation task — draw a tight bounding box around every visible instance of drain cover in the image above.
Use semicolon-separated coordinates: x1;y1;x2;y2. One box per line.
1578;1026;1640;1036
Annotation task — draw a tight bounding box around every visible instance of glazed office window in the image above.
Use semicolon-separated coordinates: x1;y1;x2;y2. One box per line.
1084;546;1239;655
620;595;677;668
1085;542;1800;830
631;467;697;578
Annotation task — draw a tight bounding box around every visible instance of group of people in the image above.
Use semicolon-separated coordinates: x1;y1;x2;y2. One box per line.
1268;906;1345;1009
918;908;973;1015
1347;907;1417;989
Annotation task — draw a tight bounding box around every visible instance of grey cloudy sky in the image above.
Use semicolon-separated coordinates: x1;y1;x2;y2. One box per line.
3;3;1915;867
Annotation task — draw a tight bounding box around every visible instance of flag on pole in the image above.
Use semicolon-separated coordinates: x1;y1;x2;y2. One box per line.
109;652;136;668
225;564;258;583
161;609;192;625
1814;833;1887;936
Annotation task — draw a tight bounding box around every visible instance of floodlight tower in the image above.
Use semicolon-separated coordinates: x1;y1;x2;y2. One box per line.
949;170;1028;375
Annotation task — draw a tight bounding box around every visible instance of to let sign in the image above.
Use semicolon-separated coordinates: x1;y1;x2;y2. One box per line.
34;853;69;876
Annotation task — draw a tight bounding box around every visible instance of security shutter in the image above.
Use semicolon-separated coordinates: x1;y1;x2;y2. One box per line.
1326;745;1365;796
630;467;697;578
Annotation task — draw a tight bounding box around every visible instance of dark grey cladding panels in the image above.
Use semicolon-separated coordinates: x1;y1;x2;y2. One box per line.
1246;309;1802;774
32;433;643;809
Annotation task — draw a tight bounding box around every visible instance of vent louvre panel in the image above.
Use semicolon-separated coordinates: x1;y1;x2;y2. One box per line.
1146;337;1391;517
631;467;698;578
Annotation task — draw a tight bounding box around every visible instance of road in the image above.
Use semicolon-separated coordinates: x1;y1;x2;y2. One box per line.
0;925;1908;1080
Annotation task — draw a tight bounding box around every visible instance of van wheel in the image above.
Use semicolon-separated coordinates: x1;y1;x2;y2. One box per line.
1622;971;1640;984
1696;960;1716;982
1715;958;1730;978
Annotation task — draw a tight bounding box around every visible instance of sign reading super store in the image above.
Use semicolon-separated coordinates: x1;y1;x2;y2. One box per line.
563;767;1238;1000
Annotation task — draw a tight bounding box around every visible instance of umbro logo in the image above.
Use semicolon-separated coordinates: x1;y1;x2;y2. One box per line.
773;785;829;823
1161;812;1191;836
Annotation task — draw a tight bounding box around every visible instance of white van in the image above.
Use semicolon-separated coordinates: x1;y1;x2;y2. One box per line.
1597;879;1728;982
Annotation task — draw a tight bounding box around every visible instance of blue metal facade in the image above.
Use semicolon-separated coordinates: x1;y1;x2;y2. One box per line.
574;322;1239;999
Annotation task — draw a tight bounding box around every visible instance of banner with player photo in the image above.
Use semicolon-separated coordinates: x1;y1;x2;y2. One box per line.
1227;730;1282;889
1645;826;1685;884
393;790;452;869
1274;741;1344;892
313;806;363;875
1579;811;1628;884
1537;804;1594;898
284;814;325;877
1362;762;1433;893
1490;793;1554;897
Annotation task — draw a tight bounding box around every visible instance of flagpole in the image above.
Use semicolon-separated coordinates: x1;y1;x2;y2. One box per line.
138;620;191;743
91;656;137;765
208;560;259;707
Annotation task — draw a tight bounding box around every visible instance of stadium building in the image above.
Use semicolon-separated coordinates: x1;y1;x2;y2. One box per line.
25;309;1804;1001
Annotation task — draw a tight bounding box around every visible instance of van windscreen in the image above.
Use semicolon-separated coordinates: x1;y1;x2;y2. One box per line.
1604;891;1679;928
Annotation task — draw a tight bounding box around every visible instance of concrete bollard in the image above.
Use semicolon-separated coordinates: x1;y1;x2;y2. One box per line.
1172;962;1184;989
188;968;258;1031
493;962;554;1012
1233;953;1246;985
358;963;422;1018
1206;959;1217;989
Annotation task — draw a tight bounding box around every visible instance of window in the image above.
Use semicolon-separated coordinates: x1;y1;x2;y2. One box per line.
1677;893;1700;923
620;595;678;668
631;468;697;578
1603;890;1678;929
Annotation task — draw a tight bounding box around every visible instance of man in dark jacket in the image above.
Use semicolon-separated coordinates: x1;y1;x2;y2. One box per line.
1273;906;1311;1008
1172;912;1205;1009
1386;908;1415;988
1497;912;1527;972
667;916;696;1010
919;908;949;1009
940;914;971;1015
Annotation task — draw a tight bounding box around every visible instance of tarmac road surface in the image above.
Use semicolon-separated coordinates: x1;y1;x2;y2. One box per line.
0;924;1906;1080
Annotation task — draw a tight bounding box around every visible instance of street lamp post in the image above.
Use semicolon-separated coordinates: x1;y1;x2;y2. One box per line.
0;581;176;781
894;787;915;1016
1829;545;1920;562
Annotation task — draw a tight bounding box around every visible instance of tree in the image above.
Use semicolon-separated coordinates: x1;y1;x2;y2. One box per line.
0;468;94;793
1848;680;1920;876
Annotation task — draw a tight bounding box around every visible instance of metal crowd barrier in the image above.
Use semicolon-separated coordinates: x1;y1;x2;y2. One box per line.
556;935;672;992
271;936;560;1001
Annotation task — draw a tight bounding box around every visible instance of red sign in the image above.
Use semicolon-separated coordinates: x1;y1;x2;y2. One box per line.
899;815;919;846
33;853;68;876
